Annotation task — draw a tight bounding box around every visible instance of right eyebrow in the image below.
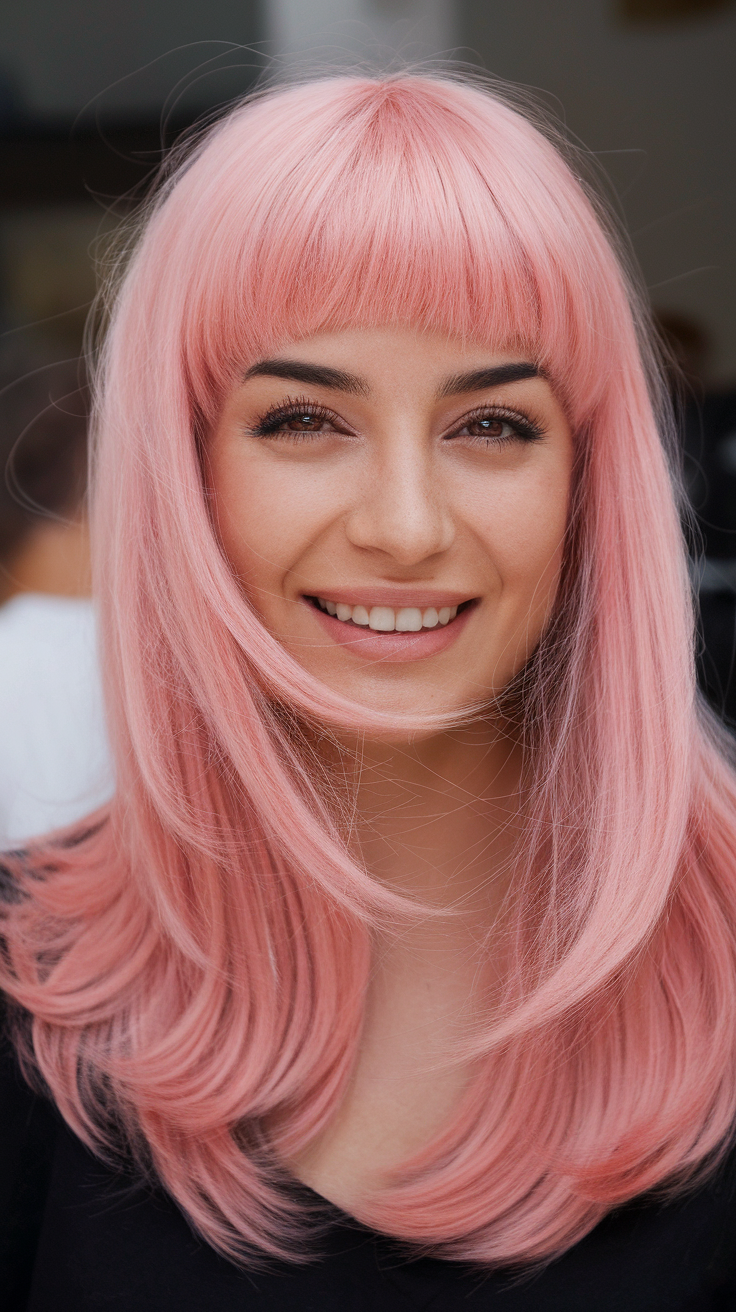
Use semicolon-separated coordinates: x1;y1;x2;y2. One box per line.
244;359;369;396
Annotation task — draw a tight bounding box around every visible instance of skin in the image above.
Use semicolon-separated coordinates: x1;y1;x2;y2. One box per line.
209;325;574;1207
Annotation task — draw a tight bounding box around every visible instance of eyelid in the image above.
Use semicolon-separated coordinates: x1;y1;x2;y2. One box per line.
246;396;545;442
444;403;546;442
248;395;354;438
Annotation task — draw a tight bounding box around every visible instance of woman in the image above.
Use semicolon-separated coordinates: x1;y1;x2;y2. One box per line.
2;74;736;1309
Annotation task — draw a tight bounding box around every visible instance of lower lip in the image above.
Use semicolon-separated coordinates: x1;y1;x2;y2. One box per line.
305;600;475;663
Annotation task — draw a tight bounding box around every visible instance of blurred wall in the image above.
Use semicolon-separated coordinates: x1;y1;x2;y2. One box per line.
459;0;736;381
269;0;454;63
1;0;265;122
0;1;266;358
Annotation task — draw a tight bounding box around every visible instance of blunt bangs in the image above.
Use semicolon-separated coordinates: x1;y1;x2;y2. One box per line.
153;77;628;429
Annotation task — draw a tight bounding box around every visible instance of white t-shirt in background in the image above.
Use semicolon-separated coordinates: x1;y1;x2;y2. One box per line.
0;593;113;848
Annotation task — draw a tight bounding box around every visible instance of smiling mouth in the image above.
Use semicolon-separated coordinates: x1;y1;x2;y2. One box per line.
305;596;476;633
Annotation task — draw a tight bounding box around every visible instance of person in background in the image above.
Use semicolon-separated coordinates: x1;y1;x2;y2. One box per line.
0;349;112;846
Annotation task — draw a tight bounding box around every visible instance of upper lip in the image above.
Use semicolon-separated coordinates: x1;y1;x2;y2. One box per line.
301;588;476;609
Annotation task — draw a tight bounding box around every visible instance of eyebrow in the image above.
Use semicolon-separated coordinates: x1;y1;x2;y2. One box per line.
437;362;541;397
243;356;541;399
244;359;369;395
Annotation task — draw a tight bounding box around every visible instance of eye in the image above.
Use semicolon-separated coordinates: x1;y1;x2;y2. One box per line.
278;411;330;433
462;416;516;441
447;406;544;447
249;398;348;439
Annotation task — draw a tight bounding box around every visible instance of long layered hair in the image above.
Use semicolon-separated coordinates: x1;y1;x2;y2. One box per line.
3;73;736;1267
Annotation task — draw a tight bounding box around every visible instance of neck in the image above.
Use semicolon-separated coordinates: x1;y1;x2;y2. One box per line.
347;722;524;919
285;721;524;1199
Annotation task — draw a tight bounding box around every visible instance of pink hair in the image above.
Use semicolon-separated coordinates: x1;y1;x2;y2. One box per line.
3;73;736;1267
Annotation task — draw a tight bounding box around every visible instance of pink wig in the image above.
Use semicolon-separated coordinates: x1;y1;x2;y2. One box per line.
3;73;736;1267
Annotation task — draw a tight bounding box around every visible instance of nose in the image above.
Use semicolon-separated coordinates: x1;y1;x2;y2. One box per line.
344;444;455;568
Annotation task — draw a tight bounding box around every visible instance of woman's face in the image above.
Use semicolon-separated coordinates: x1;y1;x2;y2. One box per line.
209;326;574;719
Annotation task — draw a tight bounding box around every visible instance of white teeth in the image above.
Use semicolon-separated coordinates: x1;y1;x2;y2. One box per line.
316;598;462;630
395;607;422;632
369;606;395;631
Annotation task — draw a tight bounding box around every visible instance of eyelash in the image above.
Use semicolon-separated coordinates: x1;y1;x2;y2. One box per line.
452;405;545;445
248;396;546;445
250;397;347;440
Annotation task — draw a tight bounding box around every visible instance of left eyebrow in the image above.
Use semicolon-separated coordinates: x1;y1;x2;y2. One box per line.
438;362;542;398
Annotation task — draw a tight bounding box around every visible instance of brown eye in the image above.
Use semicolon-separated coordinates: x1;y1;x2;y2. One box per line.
285;413;327;431
252;400;348;439
465;417;508;439
449;408;544;445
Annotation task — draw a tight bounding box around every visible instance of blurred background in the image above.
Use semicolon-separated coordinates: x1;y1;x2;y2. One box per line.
0;0;734;841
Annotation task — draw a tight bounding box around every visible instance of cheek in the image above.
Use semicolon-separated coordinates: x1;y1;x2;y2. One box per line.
211;447;338;596
470;464;570;604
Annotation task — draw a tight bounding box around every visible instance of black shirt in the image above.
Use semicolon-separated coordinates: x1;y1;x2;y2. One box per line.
2;1031;736;1312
